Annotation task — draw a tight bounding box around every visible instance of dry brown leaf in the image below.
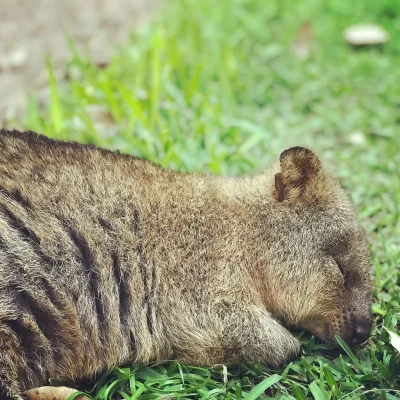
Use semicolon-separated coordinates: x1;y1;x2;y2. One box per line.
291;21;314;60
25;386;89;400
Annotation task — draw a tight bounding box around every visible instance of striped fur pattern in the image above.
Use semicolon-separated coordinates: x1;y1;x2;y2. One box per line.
0;131;372;399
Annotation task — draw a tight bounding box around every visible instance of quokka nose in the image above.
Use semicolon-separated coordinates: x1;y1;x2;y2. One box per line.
352;317;372;345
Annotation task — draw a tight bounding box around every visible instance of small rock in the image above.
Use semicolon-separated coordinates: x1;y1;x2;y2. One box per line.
344;23;389;46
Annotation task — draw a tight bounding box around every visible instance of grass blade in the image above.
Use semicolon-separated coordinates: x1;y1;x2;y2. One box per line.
244;374;281;400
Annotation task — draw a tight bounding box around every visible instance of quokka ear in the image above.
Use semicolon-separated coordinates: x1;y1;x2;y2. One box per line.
274;146;329;203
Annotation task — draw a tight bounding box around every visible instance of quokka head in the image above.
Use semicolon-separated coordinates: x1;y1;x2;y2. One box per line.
264;146;372;346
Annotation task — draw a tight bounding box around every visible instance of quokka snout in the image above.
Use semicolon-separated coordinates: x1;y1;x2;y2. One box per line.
0;131;372;400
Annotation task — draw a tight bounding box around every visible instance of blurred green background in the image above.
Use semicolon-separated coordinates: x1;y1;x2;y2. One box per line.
13;0;400;398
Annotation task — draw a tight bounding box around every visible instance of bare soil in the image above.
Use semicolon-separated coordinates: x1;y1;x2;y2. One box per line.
0;0;158;124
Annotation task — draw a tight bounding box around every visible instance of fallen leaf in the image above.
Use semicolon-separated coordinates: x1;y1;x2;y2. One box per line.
291;21;314;60
343;23;389;46
212;364;228;385
25;386;89;400
387;329;400;353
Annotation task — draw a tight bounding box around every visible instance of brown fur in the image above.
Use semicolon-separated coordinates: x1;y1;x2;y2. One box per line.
0;131;372;399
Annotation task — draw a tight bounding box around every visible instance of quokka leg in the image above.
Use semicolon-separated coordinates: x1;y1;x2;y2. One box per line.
0;317;89;400
233;309;301;367
0;319;50;400
0;289;84;400
171;307;300;367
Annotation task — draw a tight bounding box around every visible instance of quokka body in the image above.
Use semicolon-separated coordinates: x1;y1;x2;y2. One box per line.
0;131;372;400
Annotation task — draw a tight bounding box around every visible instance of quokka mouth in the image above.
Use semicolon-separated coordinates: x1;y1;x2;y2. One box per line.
323;316;372;347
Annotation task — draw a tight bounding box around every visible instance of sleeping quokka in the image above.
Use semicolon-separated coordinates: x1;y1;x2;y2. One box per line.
0;130;372;400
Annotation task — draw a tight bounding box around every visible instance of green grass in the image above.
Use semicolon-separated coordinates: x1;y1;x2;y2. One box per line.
18;0;400;398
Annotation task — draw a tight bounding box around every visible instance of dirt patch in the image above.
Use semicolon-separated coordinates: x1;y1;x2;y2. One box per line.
0;0;159;124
